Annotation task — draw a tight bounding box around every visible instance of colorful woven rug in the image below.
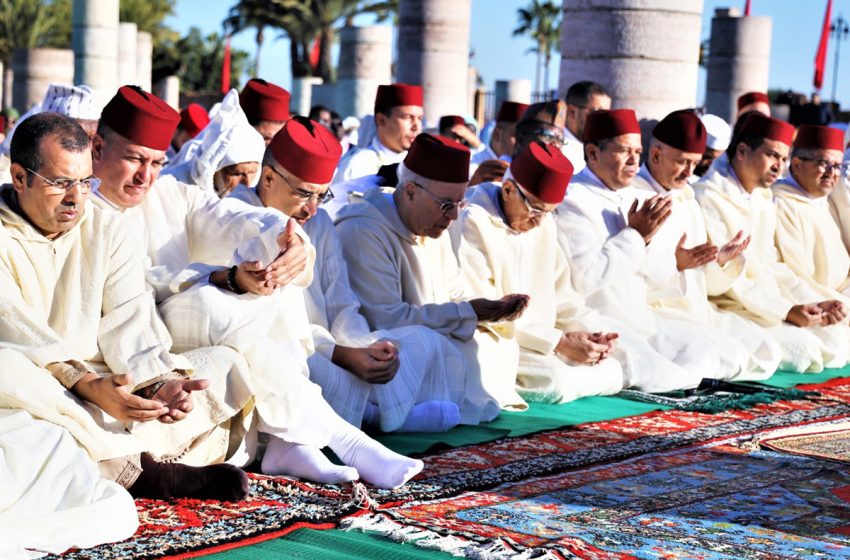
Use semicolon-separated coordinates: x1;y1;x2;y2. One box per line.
759;420;850;463
49;475;369;560
346;381;850;558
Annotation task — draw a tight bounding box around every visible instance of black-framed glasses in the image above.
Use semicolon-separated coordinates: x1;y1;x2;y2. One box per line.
412;182;467;214
26;168;100;194
269;165;334;205
511;180;550;218
796;157;849;176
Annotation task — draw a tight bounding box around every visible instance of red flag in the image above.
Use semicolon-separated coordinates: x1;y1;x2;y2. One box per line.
814;0;833;90
221;36;232;95
744;0;751;15
309;36;320;72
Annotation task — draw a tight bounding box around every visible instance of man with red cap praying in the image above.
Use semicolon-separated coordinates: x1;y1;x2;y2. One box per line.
240;78;292;145
633;110;781;380
556;109;740;392
457;141;624;404
736;91;771;119
561;81;611;173
334;83;424;183
167;103;209;161
694;114;850;372
469;100;528;176
336;133;530;415
230;119;468;435
773;125;850;299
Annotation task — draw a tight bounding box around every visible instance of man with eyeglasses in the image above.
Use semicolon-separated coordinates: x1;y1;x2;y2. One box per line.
695;114;850;372
0;111;258;508
633;110;781;381
337;133;531;416
773;125;850;300
557;109;737;392
457;141;624;404
230;119;469;435
562;81;611;173
469;100;528;178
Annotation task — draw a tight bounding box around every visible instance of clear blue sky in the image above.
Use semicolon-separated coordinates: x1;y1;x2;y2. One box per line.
166;0;850;108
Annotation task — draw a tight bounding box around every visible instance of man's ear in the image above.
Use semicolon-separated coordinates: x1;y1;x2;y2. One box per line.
374;112;387;128
585;143;599;163
650;145;662;164
9;163;27;193
90;133;104;162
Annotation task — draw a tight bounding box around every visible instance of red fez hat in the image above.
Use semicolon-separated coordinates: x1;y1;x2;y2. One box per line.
240;78;291;122
270;117;342;184
652;110;707;154
737;91;770;110
497;101;529;123
793;125;845;151
101;85;180;150
180;103;209;138
374;84;423;113
439;115;466;130
510;141;574;204
582;109;641;143
737;113;795;146
403;133;470;183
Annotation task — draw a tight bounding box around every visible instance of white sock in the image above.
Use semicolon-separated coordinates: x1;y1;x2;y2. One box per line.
260;437;359;484
397;400;460;433
329;427;423;489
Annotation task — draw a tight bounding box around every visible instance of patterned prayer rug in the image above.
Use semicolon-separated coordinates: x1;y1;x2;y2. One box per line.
759;421;850;463
346;380;850;558
49;475;371;560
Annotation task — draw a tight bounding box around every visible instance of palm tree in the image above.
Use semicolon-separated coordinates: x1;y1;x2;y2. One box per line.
513;0;561;95
0;0;70;66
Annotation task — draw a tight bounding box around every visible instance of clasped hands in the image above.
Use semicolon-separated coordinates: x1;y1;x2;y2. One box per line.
786;300;848;327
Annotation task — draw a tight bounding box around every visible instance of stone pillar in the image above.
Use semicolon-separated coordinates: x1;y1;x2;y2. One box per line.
2;65;12;109
397;0;472;127
559;0;703;123
12;48;75;111
311;83;337;112
73;0;119;108
290;76;323;116
494;79;532;110
705;8;772;123
116;22;138;88
155;75;180;110
336;25;392;118
136;31;153;91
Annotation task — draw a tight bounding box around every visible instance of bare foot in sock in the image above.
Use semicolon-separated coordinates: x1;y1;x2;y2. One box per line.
260;437;359;484
398;401;460;432
130;453;249;501
330;429;423;489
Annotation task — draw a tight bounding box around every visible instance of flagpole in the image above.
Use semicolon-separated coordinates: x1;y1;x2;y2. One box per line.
831;14;849;103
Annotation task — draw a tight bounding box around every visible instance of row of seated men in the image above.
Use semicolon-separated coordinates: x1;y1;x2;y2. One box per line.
2;78;850;555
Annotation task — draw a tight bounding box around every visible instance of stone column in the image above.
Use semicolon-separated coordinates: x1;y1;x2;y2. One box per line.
117;22;138;88
72;0;119;108
2;65;12;109
559;0;703;123
336;25;392;118
494;79;532;110
155;75;180;110
290;76;323;116
12;48;75;111
397;0;472;126
136;31;153;92
705;8;772;123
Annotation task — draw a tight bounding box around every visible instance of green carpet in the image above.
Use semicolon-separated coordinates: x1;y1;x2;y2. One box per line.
205;366;850;560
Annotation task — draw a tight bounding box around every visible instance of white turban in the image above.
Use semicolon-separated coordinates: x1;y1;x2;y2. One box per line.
162;89;265;191
699;113;732;151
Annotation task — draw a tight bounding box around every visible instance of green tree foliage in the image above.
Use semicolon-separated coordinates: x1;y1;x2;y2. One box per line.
0;0;71;65
154;27;251;92
513;0;561;93
224;0;396;82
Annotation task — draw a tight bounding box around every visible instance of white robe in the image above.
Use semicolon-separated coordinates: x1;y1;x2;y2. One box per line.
335;187;512;418
693;159;850;372
334;137;406;184
457;183;624;404
555;167;739;391
0;409;138;558
828;165;850;254
773;176;850;297
561;126;586;173
231;186;466;432
0;190;254;466
633;164;782;380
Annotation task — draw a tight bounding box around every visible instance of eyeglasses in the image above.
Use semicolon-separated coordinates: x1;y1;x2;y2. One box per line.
796;157;849;176
412;182;467;214
512;181;551;218
269;165;334;205
27;168;100;194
